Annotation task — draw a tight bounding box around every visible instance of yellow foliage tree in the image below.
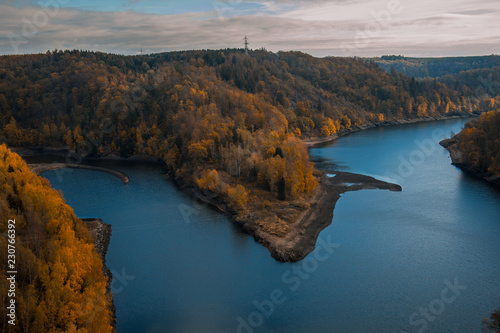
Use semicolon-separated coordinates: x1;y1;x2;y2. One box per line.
226;184;249;214
0;144;114;332
196;169;222;192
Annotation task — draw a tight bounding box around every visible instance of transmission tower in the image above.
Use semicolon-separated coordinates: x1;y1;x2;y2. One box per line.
243;35;249;55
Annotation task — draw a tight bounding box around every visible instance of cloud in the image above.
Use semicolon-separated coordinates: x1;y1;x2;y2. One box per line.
0;0;498;57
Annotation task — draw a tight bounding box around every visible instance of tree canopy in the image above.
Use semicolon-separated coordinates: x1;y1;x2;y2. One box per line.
0;49;498;210
453;110;500;176
0;144;113;332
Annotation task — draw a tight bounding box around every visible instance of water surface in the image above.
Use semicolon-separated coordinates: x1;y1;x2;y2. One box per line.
39;119;500;332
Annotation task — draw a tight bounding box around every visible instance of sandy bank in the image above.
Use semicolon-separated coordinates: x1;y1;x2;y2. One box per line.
237;172;402;262
29;163;130;184
174;171;402;262
12;146;161;163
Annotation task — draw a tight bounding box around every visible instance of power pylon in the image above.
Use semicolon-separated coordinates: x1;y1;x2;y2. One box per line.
243;36;249;55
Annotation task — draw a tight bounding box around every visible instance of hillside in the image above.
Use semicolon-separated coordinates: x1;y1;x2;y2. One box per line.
371;55;500;78
0;144;114;332
438;66;500;100
0;49;498;246
441;110;500;185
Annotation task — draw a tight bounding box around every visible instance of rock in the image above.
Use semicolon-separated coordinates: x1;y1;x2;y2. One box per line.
82;218;116;330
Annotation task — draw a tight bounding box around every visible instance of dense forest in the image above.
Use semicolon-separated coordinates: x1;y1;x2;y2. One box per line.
439;66;500;99
0;144;114;332
451;109;500;178
372;55;500;78
0;49;498;217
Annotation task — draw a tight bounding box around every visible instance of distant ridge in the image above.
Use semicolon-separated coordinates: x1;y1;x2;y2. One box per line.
370;54;500;78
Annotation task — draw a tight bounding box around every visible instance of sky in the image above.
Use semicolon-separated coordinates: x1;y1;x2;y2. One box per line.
0;0;499;57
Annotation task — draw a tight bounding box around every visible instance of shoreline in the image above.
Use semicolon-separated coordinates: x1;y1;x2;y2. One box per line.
81;218;116;330
440;138;500;186
11;146;161;163
240;172;402;262
237;171;402;262
28;163;130;184
303;113;475;147
172;171;402;262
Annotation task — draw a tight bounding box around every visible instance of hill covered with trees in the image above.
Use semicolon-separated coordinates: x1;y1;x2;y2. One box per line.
0;144;114;332
372;55;500;78
438;66;500;99
0;49;498;237
441;110;500;185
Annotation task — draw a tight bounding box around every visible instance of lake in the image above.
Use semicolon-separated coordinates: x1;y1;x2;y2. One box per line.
39;118;500;333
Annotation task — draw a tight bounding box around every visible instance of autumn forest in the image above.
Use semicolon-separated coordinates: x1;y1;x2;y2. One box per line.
1;49;500;331
1;50;498;208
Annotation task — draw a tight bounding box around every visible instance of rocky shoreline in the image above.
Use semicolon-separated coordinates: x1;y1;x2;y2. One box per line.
81;218;117;330
172;171;402;262
440;138;500;186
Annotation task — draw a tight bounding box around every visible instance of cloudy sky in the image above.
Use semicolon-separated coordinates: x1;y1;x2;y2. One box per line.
0;0;499;57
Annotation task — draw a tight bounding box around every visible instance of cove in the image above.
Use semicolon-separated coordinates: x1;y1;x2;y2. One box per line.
37;118;500;333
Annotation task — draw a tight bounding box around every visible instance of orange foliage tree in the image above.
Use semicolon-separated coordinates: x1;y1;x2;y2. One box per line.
0;144;114;332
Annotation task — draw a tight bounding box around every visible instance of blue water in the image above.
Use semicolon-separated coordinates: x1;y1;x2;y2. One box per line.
40;119;500;333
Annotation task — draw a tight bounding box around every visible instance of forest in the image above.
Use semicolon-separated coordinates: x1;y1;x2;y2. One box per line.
452;109;500;177
372;55;500;78
439;66;500;99
0;144;114;332
0;49;499;218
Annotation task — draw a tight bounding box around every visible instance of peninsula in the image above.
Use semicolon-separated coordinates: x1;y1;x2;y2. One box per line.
238;171;402;262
